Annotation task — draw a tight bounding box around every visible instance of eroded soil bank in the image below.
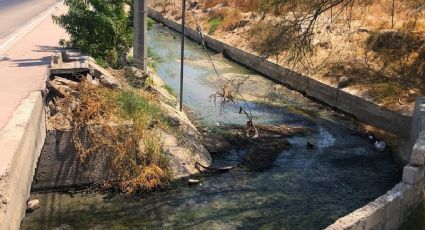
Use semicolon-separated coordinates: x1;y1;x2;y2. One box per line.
21;24;402;230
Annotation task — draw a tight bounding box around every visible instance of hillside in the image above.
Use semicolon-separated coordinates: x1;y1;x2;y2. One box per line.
151;0;425;114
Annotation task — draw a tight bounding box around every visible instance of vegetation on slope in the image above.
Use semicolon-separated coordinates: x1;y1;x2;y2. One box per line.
55;79;172;194
154;0;424;112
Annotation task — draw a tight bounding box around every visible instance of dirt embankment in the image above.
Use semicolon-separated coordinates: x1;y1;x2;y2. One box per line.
42;51;211;194
151;0;425;115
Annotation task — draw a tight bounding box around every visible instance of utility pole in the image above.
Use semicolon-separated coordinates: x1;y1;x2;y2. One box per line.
134;0;148;73
179;0;186;112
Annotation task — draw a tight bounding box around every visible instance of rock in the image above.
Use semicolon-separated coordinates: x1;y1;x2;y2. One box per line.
337;76;350;89
273;84;283;90
125;66;147;88
124;66;145;79
48;112;72;130
85;73;93;81
26;199;40;213
98;74;119;89
48;100;58;115
88;60;120;89
46;78;79;98
161;131;212;179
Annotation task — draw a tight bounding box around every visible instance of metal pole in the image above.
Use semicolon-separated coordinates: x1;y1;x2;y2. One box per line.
179;0;186;112
134;0;148;73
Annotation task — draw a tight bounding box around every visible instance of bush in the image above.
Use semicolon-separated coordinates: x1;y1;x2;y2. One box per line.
53;0;133;67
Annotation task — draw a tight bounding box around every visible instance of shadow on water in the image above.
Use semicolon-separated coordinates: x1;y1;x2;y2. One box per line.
22;23;401;230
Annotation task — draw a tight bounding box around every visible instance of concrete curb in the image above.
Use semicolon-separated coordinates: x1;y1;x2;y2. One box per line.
0;92;46;230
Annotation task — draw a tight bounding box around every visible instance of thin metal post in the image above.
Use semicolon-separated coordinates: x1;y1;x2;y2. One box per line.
134;0;148;72
179;0;186;112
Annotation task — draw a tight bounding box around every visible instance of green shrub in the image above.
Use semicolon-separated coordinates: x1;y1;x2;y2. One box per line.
53;0;133;68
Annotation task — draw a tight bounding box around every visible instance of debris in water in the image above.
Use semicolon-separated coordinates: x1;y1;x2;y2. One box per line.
246;120;259;138
26;199;40;213
188;179;200;185
306;141;315;149
374;141;386;152
196;162;234;173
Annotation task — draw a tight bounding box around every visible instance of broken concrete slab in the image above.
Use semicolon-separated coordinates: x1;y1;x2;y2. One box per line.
50;51;120;89
50;51;90;75
87;60;119;89
46;77;79;98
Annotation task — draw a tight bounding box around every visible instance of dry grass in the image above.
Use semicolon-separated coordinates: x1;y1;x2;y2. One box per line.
206;7;244;33
59;81;171;194
201;0;260;12
154;0;425;111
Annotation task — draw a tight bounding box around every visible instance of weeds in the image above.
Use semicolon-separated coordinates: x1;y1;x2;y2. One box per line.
163;84;175;96
209;17;223;34
64;82;171;194
148;18;156;30
148;48;164;70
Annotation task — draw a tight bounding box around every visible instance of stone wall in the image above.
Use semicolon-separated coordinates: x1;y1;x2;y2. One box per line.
326;97;425;230
0;92;46;230
147;9;412;139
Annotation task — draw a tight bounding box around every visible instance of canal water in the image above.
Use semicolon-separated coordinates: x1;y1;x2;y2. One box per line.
21;23;401;229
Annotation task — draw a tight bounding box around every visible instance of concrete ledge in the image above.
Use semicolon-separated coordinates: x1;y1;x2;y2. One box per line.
410;132;425;165
0;91;46;230
148;9;412;138
325;182;420;230
403;165;425;185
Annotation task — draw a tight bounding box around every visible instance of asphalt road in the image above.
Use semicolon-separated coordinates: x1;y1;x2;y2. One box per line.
0;0;58;41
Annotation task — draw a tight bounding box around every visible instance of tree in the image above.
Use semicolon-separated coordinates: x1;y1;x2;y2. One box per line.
53;0;133;67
